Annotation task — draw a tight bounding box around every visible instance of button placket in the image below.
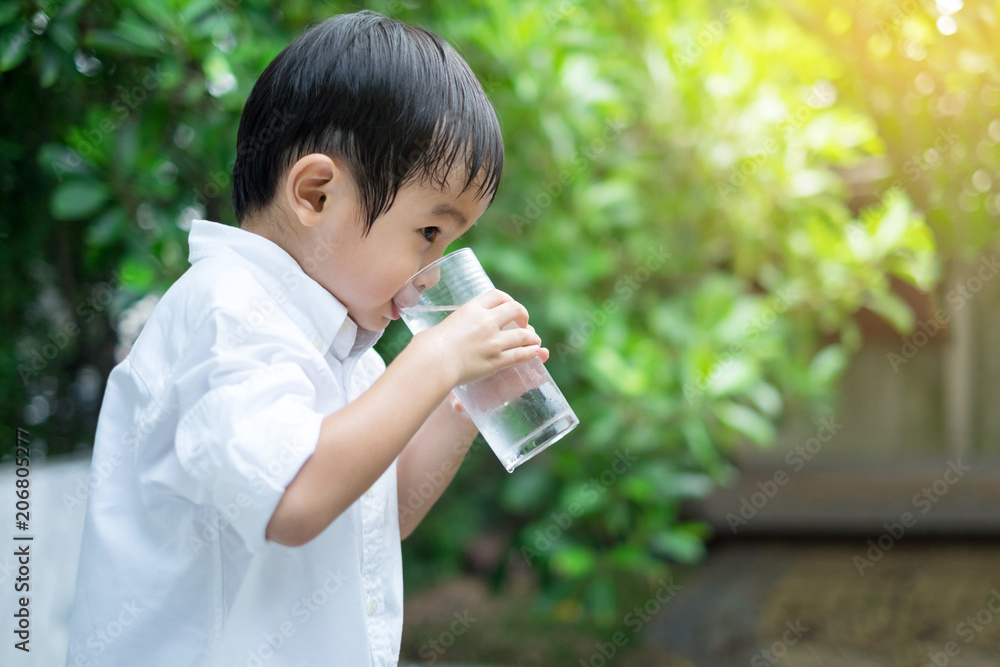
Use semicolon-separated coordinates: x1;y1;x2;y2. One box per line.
359;475;390;657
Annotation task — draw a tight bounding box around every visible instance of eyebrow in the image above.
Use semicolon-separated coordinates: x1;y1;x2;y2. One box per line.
429;203;475;228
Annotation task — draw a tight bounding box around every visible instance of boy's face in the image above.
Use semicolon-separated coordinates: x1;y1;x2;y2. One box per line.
299;165;490;332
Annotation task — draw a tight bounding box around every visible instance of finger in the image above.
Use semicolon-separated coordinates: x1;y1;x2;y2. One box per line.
490;300;530;330
537;347;549;363
500;326;541;350
495;344;541;370
470;289;513;309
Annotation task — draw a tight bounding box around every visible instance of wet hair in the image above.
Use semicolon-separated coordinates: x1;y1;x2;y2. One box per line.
231;10;504;233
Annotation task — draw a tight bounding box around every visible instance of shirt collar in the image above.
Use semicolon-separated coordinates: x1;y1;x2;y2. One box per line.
187;219;381;362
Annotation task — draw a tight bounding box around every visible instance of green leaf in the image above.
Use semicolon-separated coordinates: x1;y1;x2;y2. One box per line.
83;29;144;56
50;180;110;220
621;475;655;502
865;289;915;333
590;347;647;396
870;194;911;256
682;417;722;473
39;43;61;88
500;464;552;513
54;0;86;21
108;11;163;54
47;19;78;52
747;381;783;418
705;358;756;397
586;574;617;623
0;3;20;26
133;0;177;31
37;142;96;178
808;344;847;386
179;0;220;25
607;544;652;570
0;23;30;71
559;480;605;517
714;401;776;446
86;207;127;246
675;520;714;541
118;256;157;291
551;545;596;578
651;528;705;564
662;471;714;499
115;120;141;173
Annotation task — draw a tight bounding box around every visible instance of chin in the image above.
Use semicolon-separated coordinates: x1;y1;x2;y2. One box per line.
360;315;389;333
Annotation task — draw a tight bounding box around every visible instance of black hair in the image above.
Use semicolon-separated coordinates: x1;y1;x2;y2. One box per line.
231;10;504;233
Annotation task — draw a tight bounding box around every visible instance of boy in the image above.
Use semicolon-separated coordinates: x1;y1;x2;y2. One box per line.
66;10;546;666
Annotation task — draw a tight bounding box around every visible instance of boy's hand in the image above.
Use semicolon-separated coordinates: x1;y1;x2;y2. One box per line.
445;323;551;418
412;289;543;388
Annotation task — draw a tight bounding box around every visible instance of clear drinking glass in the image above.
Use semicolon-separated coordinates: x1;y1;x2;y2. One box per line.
393;248;579;472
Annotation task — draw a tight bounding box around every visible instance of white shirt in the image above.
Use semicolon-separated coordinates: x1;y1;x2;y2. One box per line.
65;219;403;667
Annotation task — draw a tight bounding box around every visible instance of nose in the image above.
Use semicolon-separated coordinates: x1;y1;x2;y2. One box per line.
413;261;442;293
393;257;444;309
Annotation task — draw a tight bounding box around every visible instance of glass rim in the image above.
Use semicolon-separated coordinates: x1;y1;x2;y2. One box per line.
403;247;477;284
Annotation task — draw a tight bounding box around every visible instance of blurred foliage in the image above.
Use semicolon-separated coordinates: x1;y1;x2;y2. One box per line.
1;0;998;624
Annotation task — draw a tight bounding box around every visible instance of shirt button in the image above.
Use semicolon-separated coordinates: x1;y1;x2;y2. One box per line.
312;338;322;350
339;320;350;334
368;598;377;615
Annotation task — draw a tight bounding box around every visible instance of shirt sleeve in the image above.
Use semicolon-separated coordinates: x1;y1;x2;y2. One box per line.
170;306;327;554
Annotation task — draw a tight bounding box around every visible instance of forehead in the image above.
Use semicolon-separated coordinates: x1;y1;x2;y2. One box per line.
404;161;494;205
390;173;489;228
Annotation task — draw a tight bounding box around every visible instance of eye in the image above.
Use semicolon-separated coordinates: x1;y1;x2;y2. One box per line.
420;226;440;242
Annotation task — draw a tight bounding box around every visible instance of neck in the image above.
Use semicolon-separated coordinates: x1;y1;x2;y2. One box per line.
242;207;303;263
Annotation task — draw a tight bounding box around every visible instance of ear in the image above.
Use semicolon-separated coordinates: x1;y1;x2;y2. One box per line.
283;153;351;229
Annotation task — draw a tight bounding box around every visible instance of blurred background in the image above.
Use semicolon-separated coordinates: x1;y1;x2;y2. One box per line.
1;0;999;664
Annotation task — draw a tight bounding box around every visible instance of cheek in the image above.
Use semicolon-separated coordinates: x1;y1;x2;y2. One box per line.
381;267;413;301
355;270;404;305
398;259;426;291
